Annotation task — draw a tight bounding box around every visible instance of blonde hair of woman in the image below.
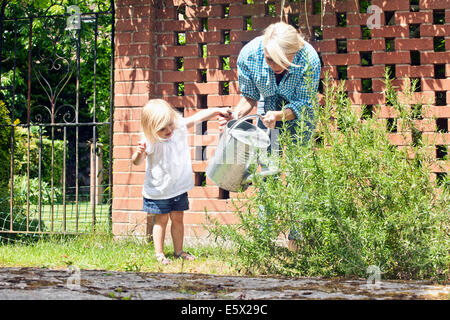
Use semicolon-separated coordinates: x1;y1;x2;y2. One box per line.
262;22;304;70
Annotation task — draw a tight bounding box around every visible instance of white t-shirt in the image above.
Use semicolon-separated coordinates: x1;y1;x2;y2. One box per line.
142;118;194;200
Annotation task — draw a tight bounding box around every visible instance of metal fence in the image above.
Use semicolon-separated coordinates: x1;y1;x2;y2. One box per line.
0;0;114;238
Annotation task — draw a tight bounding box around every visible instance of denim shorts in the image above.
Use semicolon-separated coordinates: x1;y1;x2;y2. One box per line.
143;192;189;214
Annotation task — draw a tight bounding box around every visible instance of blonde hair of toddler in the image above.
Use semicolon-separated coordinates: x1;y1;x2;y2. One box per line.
141;99;181;143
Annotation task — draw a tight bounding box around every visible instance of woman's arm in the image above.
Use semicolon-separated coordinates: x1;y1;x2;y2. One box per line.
235;96;257;118
261;109;296;129
184;107;232;129
262;61;321;129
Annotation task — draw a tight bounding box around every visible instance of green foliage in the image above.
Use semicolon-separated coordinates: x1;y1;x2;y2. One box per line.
13;175;63;207
222;56;230;70
1;1;111;238
359;0;370;13
434;37;445;52
245;17;253;31
1;0;112;204
267;3;276;17
13;125;65;188
0;109;44;238
361;25;371;39
0;102;11;170
201;44;208;58
0;101;11;208
208;73;449;280
177;82;185;96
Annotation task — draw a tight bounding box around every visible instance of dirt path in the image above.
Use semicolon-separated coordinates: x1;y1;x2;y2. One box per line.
0;267;448;300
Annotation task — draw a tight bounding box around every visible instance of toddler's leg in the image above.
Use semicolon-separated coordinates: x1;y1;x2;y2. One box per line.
169;211;184;255
170;211;196;261
153;213;169;255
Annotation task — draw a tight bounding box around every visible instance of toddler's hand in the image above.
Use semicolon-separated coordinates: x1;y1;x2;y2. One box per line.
217;107;234;132
217;107;233;118
137;140;146;154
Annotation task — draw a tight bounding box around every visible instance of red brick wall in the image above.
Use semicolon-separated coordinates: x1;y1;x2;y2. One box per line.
113;0;449;242
113;0;157;238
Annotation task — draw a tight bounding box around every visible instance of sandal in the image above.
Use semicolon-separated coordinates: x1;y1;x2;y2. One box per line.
155;253;171;265
174;251;196;261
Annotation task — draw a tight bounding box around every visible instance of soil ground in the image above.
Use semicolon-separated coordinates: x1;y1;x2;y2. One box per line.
0;267;448;300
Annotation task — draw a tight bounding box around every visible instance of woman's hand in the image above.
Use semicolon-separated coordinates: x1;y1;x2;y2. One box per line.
261;109;296;129
261;111;279;129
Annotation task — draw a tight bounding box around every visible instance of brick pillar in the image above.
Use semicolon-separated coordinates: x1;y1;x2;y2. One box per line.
112;0;157;239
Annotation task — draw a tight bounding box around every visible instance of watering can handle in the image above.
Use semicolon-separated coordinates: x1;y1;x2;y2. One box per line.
228;114;271;137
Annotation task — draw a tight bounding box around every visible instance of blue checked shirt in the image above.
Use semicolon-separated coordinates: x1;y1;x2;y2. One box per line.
237;36;321;133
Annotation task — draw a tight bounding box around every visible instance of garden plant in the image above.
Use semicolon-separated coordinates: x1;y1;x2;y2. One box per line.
208;71;449;281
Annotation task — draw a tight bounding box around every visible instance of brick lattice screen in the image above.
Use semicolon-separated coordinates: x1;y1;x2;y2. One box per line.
113;0;449;242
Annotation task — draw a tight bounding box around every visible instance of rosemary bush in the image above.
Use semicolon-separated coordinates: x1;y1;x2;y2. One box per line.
208;73;449;280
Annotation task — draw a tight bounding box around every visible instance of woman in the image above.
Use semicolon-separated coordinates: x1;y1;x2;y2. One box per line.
220;21;321;132
219;21;321;250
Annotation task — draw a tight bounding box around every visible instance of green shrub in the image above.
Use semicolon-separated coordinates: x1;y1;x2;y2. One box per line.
13;175;63;208
0;101;58;240
0;101;11;209
1;121;65;215
13;125;65;188
208;73;449;280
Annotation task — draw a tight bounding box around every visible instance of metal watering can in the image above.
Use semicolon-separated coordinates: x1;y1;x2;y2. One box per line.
206;114;279;192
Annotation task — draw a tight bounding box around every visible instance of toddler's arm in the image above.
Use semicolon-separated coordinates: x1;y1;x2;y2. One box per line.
132;140;147;166
184;107;232;129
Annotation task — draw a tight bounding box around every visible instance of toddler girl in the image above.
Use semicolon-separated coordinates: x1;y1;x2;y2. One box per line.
132;99;232;264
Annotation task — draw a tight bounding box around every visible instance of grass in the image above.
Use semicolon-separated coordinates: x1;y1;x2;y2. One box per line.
27;201;110;233
1;200;110;234
0;231;240;275
0;199;240;275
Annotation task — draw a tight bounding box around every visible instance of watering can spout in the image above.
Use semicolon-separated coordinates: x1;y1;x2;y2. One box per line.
243;168;280;185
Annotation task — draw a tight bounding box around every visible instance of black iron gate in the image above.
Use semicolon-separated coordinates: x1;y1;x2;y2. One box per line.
0;0;114;238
